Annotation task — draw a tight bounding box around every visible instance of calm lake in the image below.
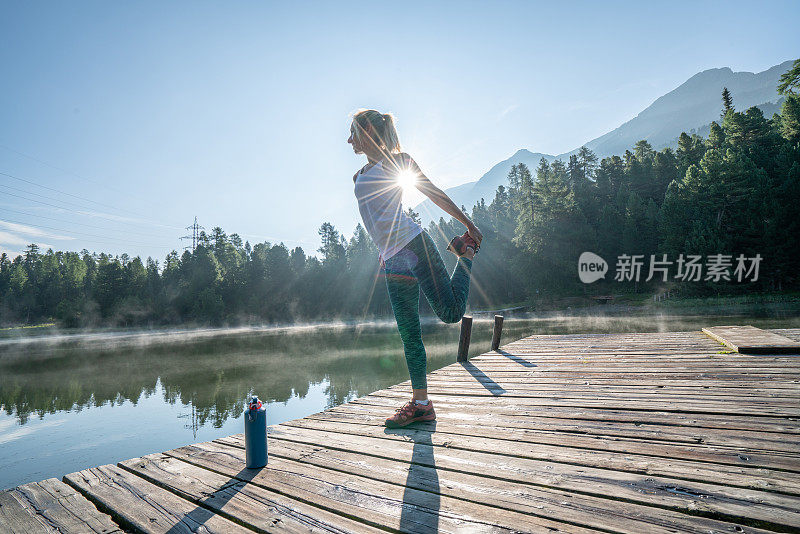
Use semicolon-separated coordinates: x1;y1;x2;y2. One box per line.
2;310;798;490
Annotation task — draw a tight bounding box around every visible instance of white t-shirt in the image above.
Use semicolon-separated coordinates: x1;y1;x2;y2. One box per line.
354;159;423;264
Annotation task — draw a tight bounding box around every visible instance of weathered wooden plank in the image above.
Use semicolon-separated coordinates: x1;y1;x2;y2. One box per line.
773;328;800;341
471;360;800;371
0;478;121;534
479;350;785;357
456;369;800;378
479;344;795;352
244;427;775;534
502;342;711;349
166;440;596;533
386;383;800;404
344;394;800;438
351;393;800;434
460;362;800;374
437;360;800;372
426;373;800;390
273;418;800;495
220;427;800;532
312;404;800;468
432;364;800;372
477;349;796;357
428;368;800;384
63;464;251;534
329;398;800;450
367;389;800;417
408;379;800;398
431;368;800;378
704;325;800;353
118;453;385;533
451;348;800;361
419;368;800;383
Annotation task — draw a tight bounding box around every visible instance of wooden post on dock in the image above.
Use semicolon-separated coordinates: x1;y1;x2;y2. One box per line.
457;315;473;362
491;315;504;351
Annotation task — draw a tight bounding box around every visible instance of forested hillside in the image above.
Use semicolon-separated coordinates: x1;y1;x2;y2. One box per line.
2;62;799;328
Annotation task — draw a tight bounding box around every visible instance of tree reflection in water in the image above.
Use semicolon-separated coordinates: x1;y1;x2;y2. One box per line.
0;320;500;426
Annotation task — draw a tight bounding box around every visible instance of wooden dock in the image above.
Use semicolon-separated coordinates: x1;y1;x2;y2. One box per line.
2;327;799;533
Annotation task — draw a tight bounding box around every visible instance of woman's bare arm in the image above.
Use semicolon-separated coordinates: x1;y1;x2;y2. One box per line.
400;154;483;244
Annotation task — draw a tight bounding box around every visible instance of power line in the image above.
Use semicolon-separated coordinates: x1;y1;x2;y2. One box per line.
0;172;180;230
0;143;166;214
0;170;144;218
0;168;183;230
0;189;88;212
0;217;177;248
0;182;97;211
0;189;180;231
0;207;171;239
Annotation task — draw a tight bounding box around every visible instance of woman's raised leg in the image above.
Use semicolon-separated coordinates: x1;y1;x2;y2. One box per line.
407;231;473;324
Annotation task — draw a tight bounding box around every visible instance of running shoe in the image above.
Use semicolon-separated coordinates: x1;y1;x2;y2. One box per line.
384;400;436;428
446;231;480;256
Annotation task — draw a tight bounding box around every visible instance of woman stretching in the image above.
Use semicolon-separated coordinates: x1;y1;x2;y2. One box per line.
349;109;482;428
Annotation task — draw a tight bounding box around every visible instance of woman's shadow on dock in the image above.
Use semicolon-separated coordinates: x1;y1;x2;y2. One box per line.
164;464;262;534
385;421;441;533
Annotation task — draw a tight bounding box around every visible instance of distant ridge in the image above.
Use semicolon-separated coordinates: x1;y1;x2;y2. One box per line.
414;60;794;225
414;149;554;222
566;60;793;158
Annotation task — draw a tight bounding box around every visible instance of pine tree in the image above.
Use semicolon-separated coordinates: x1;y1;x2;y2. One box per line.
722;87;734;117
708;121;725;149
780;94;800;142
677;133;706;176
507;162;535;239
317;222;345;264
577;146;599;180
777;59;800;95
655;147;677;184
289;247;306;275
567;154;582;191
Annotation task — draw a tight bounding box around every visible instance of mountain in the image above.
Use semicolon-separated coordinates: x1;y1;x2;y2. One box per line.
567;59;793;158
414;60;793;226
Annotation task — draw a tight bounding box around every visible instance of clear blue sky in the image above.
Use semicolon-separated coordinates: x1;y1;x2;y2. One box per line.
1;1;798;262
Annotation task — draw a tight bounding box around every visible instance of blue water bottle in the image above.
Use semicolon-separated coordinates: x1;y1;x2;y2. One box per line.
244;396;267;468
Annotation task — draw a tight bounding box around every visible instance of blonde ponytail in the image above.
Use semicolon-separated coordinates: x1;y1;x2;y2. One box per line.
352;109;401;154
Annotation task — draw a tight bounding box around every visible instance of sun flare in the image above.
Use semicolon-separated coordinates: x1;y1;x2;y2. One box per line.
396;169;418;195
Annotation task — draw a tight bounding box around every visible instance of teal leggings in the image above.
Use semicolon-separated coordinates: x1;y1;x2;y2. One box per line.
383;230;473;390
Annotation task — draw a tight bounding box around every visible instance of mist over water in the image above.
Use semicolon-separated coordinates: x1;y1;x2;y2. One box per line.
1;310;798;490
